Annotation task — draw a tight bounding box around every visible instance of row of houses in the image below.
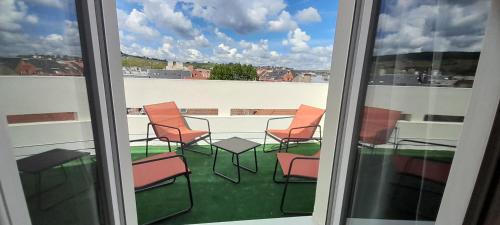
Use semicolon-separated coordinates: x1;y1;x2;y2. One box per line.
256;66;329;83
0;56;84;76
122;64;211;80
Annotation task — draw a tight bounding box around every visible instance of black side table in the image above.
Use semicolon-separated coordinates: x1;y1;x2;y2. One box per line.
212;137;260;183
17;148;90;210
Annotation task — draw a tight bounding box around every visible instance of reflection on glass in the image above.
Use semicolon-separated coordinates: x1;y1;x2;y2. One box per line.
347;0;489;224
0;1;102;225
0;1;83;76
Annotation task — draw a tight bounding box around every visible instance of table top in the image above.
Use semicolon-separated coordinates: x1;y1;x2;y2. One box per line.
212;137;261;154
17;149;89;173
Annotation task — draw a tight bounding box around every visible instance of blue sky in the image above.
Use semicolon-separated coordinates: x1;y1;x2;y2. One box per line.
116;0;339;70
0;0;489;70
0;0;82;57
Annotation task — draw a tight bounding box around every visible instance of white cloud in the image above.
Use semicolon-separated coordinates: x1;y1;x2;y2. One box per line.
31;0;64;9
374;0;490;55
214;28;234;43
268;11;298;32
212;43;242;62
121;37;176;60
43;34;63;42
186;48;204;61
295;7;321;23
37;20;82;56
178;34;210;48
117;8;159;39
189;0;286;34
283;28;311;52
141;0;198;38
0;0;39;31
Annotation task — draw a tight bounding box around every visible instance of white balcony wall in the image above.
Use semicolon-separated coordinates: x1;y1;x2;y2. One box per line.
0;76;472;156
0;76;94;157
124;79;328;144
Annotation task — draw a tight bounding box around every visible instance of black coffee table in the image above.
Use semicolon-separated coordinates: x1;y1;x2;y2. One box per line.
17;149;90;210
212;137;260;183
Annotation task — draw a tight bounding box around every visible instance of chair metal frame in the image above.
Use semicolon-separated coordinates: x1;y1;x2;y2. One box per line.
263;116;322;153
145;115;213;156
133;154;193;225
273;154;319;215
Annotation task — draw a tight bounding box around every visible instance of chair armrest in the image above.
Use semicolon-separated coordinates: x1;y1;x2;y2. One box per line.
149;122;182;142
397;139;456;148
287;125;321;140
133;154;189;174
288;156;320;177
129;137;157;143
265;116;294;130
184;116;211;133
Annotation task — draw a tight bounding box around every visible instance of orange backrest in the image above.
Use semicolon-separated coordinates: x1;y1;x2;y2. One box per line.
360;106;401;143
143;102;186;128
289;104;325;138
362;107;401;128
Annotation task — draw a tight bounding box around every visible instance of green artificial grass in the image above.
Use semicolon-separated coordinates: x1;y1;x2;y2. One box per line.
17;144;455;225
132;143;320;225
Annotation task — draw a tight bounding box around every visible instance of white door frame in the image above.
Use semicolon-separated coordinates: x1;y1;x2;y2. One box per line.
0;113;31;225
436;0;500;223
323;0;500;225
313;0;375;224
0;0;135;224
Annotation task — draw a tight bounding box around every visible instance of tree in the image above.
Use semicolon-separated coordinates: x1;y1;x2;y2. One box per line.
209;63;257;81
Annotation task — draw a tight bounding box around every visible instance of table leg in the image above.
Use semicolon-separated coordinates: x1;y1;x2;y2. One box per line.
213;148;240;184
212;147;219;173
37;172;43;209
231;149;258;173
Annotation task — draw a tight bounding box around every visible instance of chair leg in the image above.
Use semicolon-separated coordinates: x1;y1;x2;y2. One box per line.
208;134;214;155
273;158;280;183
146;125;150;157
180;143;185;155
183;141;213;156
280;174;291;213
280;175;314;215
263;132;268;152
139;174;194;225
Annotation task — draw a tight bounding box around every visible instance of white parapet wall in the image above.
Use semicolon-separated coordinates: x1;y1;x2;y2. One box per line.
0;76;472;156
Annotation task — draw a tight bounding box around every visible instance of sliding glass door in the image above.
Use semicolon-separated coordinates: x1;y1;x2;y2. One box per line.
0;0;133;225
325;0;499;225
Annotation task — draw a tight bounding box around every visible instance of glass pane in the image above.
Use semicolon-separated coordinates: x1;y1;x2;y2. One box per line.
116;0;338;224
0;1;103;225
347;0;490;224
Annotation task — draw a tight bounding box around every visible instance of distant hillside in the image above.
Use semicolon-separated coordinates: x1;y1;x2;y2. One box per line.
121;53;168;69
121;52;216;70
184;62;216;70
372;52;481;76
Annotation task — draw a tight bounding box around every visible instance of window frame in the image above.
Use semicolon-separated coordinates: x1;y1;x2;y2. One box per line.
324;0;500;225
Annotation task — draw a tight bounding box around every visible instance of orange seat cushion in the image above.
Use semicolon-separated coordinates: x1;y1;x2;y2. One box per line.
267;104;325;141
392;155;451;184
133;152;189;189
156;126;208;143
144;102;209;144
277;152;320;179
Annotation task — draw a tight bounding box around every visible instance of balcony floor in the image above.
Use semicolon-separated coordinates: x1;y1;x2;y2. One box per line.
18;144;455;225
132;143;319;225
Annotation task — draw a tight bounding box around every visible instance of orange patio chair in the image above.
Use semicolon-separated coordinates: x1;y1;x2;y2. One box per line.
263;104;325;153
144;101;213;156
273;151;320;214
133;152;193;224
359;106;401;149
